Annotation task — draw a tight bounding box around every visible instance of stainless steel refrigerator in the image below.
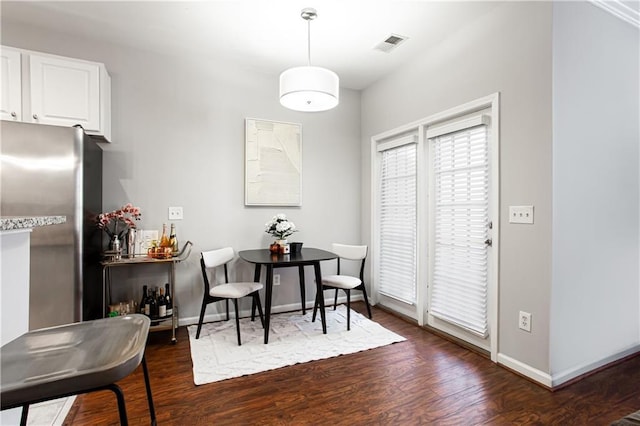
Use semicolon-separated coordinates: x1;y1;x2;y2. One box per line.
1;121;103;329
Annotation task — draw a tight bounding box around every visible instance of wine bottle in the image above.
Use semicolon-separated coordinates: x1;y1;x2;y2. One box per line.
159;223;170;248
143;287;151;317
164;283;173;317
150;288;158;320
158;287;167;318
140;285;148;314
169;223;178;253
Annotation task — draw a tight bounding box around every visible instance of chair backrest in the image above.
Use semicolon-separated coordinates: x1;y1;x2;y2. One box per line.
202;247;235;268
331;243;367;280
200;248;235;291
331;243;367;261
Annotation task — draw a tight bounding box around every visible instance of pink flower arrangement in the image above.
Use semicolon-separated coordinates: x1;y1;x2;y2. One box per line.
97;203;142;238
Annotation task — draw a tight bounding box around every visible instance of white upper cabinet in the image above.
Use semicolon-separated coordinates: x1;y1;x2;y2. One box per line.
1;46;111;142
1;47;22;121
29;54;100;131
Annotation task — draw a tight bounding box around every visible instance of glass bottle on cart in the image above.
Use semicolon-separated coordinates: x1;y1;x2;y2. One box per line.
143;287;151;316
140;285;148;314
149;288;158;320
164;283;173;316
169;224;178;253
158;287;167;319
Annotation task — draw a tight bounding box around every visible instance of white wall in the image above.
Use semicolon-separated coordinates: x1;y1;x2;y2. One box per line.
1;21;362;323
550;2;640;380
361;2;554;373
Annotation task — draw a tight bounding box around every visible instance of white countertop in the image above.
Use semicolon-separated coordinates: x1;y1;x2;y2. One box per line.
0;216;66;231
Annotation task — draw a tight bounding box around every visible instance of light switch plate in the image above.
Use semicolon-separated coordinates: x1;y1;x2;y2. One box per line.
509;205;534;224
168;206;183;220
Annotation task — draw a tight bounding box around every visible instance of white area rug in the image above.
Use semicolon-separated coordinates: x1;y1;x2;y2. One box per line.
2;395;75;425
29;396;75;425
187;305;406;385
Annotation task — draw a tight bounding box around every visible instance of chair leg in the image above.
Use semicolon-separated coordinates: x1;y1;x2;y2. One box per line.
141;356;157;425
361;284;373;319
333;289;339;310
346;290;351;331
225;299;230;321
254;292;265;327
251;296;257;321
196;299;208;339
105;384;129;426
20;405;29;426
233;299;241;346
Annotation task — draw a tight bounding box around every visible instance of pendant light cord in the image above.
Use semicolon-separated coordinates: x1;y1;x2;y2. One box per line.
307;18;311;66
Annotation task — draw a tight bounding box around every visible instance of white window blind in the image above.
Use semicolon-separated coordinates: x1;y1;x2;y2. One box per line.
378;140;417;304
430;124;489;337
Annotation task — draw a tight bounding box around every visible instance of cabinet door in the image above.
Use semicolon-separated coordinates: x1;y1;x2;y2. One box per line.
0;47;22;121
29;54;100;131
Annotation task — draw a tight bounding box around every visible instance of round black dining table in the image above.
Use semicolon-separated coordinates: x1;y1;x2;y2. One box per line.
238;248;337;344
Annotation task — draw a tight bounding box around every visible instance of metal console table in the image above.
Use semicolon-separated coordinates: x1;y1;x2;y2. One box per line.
101;241;192;344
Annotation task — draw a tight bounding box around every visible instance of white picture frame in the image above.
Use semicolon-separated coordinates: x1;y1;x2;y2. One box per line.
245;118;302;206
138;230;158;255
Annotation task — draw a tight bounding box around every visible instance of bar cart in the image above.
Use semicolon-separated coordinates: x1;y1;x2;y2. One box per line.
101;241;192;344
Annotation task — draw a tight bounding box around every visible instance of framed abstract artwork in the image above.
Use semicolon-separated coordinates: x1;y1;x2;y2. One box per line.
245;118;302;206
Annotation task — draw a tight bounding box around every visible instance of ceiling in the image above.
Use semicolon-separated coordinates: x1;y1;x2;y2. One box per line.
2;1;637;90
0;1;506;90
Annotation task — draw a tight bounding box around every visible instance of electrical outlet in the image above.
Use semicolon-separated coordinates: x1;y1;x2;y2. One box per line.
519;311;532;332
168;206;183;220
273;274;280;286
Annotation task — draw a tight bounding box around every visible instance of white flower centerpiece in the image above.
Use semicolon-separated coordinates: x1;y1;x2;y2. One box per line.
265;214;297;250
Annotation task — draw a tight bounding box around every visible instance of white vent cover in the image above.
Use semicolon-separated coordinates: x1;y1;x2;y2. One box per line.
374;33;408;53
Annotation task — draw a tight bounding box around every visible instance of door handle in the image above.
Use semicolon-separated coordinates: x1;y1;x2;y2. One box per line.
484;238;492;247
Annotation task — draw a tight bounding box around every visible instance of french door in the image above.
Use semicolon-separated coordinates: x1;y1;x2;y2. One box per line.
372;94;499;358
426;114;493;352
377;135;417;308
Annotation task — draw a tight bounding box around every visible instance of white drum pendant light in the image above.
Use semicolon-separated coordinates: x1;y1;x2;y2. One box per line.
279;8;339;112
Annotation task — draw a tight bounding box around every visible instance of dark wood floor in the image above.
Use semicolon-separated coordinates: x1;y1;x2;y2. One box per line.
63;302;639;425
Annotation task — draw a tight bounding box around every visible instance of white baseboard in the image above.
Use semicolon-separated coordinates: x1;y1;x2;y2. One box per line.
498;343;640;388
178;294;363;327
496;353;553;387
549;343;640;387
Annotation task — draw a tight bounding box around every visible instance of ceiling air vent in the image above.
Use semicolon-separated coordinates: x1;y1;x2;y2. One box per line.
374;33;408;53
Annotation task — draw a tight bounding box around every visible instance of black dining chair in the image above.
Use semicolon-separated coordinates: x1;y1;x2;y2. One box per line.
312;243;372;330
197;247;264;345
